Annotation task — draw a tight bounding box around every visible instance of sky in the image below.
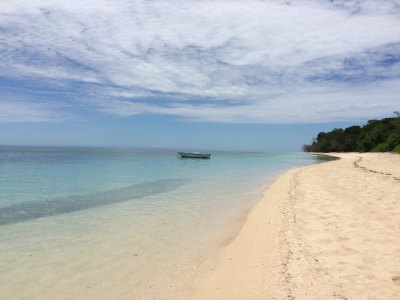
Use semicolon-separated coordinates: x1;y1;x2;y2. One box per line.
0;0;399;151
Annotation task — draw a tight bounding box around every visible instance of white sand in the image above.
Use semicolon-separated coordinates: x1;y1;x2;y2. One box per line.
191;153;400;299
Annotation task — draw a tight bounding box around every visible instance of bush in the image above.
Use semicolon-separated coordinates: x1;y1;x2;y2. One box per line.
372;143;390;152
386;132;400;151
393;144;400;153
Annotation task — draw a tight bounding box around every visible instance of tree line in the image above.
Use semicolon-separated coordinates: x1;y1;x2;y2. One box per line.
303;112;400;153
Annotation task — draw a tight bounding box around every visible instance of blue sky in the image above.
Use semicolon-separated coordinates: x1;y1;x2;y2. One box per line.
1;0;399;151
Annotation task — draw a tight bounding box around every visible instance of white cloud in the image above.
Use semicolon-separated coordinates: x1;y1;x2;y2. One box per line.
0;0;399;123
0;98;70;122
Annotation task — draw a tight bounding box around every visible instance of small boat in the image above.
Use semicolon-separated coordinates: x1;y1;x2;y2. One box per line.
177;152;211;159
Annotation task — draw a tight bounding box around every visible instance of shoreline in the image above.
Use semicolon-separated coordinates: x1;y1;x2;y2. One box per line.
190;153;400;299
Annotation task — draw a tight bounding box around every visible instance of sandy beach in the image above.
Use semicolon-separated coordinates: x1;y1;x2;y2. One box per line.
191;153;400;299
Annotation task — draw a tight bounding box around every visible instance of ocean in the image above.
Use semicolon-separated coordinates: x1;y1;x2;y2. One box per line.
0;146;324;299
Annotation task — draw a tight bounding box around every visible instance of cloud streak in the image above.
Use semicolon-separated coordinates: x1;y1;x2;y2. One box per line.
0;97;70;122
0;0;399;123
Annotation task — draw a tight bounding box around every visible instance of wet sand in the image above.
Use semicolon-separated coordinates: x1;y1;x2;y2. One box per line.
191;153;400;299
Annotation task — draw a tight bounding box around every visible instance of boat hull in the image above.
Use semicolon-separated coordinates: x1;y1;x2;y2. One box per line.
177;152;211;159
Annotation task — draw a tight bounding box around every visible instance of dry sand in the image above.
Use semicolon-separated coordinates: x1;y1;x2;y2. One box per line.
191;153;400;299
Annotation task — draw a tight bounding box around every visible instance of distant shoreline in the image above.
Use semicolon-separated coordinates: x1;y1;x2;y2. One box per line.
191;153;400;299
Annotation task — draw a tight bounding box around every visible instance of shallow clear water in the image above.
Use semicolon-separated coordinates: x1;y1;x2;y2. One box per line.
0;146;323;299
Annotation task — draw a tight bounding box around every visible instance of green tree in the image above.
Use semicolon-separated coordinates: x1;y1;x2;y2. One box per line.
303;116;400;153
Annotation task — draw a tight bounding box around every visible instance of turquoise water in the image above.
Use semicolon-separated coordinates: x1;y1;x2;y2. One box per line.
0;146;323;299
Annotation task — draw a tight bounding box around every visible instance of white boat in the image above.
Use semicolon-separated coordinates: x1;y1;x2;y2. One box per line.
177;152;211;159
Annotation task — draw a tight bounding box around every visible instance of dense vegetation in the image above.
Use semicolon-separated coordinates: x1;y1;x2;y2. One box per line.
303;113;400;153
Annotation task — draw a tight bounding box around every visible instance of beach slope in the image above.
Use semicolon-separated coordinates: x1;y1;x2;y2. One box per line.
192;153;400;299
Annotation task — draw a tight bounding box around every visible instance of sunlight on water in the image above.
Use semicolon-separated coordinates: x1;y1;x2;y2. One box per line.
0;147;323;299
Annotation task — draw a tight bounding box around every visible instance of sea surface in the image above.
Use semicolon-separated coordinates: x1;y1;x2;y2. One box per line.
0;146;325;299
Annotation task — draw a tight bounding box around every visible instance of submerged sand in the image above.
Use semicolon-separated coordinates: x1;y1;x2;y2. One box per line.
191;153;400;299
